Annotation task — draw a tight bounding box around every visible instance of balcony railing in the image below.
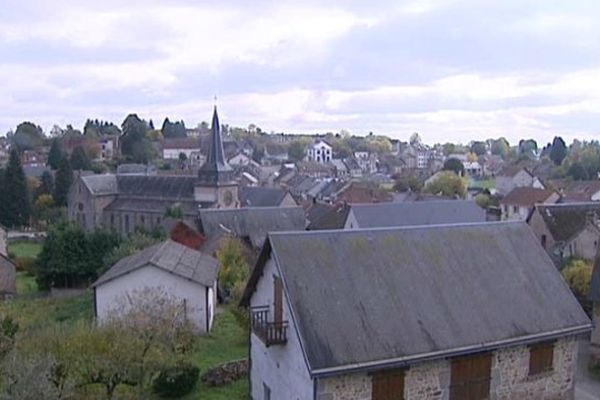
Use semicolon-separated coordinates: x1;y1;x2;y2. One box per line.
251;306;288;347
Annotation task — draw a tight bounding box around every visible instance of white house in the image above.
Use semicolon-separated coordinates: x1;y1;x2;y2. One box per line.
500;187;560;221
306;140;332;163
496;166;544;196
241;223;590;400
162;138;204;165
92;240;219;333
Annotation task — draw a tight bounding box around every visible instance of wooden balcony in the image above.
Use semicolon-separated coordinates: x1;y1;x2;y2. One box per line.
251;306;288;347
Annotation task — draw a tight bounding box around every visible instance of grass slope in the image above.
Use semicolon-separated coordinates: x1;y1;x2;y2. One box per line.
7;241;43;258
0;292;249;399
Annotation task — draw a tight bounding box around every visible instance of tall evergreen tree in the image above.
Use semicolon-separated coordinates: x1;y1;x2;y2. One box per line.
54;156;73;207
36;170;55;198
47;138;63;170
3;149;30;227
70;146;91;170
549;136;567;166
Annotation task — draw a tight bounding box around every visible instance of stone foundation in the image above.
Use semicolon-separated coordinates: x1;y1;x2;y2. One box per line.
316;337;578;400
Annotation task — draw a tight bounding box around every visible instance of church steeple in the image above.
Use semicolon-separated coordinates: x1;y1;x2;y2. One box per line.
198;106;234;186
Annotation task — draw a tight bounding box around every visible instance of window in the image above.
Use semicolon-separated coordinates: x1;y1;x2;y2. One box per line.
529;342;554;376
450;353;492;400
513;206;518;213
541;235;547;249
263;382;271;400
371;369;405;400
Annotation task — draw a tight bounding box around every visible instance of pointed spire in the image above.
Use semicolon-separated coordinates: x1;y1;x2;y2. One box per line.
198;106;233;186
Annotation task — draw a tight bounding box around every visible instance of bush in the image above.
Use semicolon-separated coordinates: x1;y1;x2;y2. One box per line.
152;362;199;398
12;257;36;274
561;259;593;315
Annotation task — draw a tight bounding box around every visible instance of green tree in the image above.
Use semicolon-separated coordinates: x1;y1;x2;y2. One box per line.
121;114;155;163
12;122;44;150
36;170;54;199
491;138;509;159
178;152;188;163
561;259;593;314
443;158;464;175
549;136;567;166
567;162;589;180
393;175;423;193
47;139;63;170
70;146;91;171
470;141;487;156
288;141;306;162
217;238;250;300
2;149;30;227
36;221;120;289
424;171;467;198
53;156;73;207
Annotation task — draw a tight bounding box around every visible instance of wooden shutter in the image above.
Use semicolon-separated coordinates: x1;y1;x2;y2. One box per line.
372;369;405;400
450;353;491;400
273;276;283;324
529;342;554;376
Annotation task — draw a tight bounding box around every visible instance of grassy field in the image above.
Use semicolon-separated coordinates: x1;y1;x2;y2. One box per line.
15;271;39;294
0;291;249;399
7;241;43;259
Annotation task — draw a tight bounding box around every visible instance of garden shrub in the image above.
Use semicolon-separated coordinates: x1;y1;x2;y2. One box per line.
152;361;199;398
13;257;36;274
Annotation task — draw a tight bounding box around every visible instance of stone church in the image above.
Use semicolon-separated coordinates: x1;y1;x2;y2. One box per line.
68;107;240;235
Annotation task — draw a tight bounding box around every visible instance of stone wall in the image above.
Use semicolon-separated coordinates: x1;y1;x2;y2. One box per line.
491;337;577;400
315;337;578;400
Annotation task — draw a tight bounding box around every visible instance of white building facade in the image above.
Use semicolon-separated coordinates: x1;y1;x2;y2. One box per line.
306;141;332;163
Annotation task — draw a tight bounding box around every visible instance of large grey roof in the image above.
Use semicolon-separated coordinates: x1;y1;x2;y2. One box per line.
81;174;118;195
93;240;218;287
198;207;305;248
534;202;600;242
350;200;485;228
239;186;289;207
116;175;197;199
246;222;590;374
104;198;200;215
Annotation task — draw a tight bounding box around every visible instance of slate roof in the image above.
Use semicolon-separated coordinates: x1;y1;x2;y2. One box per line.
105;198;199;215
239;186;289;207
534;202;600;242
81;174;118;195
307;203;351;230
501;187;557;207
198;207;305;248
243;222;591;375
349;200;485;228
116;175;196;199
93;240;218;287
499;165;532;178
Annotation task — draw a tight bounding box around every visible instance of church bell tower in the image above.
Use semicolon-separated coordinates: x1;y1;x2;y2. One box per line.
194;107;238;207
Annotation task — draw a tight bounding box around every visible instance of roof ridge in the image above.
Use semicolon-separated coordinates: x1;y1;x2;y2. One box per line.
270;220;521;236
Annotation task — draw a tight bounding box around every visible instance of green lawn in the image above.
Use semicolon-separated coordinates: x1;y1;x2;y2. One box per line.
15;271;38;294
7;241;43;258
185;310;249;399
0;292;250;399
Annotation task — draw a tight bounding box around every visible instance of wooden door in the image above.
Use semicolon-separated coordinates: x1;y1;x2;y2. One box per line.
372;369;405;400
273;276;283;324
450;353;491;400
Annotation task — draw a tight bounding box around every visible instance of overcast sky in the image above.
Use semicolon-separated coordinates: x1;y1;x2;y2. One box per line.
1;0;599;145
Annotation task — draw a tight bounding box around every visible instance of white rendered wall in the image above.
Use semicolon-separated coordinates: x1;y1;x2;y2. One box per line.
249;257;313;400
95;265;211;333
